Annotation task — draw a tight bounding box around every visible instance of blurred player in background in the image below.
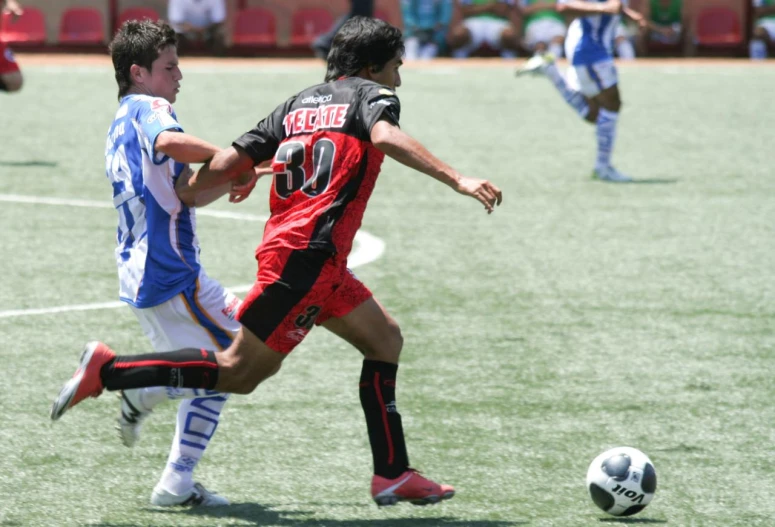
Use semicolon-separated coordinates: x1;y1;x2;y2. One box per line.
517;0;567;59
401;0;454;60
313;0;375;58
516;0;648;182
0;0;24;93
750;0;775;59
93;20;261;507
447;0;522;58
53;16;502;508
167;0;227;55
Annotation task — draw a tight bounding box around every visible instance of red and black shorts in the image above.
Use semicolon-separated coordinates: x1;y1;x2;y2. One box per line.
0;42;20;75
236;247;373;354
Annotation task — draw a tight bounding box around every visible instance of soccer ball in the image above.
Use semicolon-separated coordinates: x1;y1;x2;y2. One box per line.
586;446;657;517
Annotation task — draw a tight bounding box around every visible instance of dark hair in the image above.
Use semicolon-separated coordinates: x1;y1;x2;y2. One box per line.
109;20;177;100
325;16;404;82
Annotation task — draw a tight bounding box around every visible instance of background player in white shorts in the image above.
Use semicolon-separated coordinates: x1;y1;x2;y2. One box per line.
103;20;261;507
167;0;226;55
447;0;521;58
518;0;567;58
517;0;648;182
751;0;775;59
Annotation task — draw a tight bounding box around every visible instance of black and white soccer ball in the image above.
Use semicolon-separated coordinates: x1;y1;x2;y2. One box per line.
586;446;657;517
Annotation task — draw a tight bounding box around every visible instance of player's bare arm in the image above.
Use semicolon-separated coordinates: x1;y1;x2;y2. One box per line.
557;1;621;16
370;120;502;214
155;130;220;164
177;145;266;206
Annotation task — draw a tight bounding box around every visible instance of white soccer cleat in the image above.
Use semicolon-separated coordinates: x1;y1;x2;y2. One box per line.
116;390;151;447
516;53;555;76
151;482;230;507
592;166;632;183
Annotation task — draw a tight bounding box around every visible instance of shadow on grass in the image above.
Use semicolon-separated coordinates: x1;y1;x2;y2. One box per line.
92;502;527;527
627;178;678;185
0;160;58;167
599;517;667;524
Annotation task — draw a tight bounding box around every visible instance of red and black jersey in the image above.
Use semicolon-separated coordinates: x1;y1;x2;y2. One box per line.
233;77;401;259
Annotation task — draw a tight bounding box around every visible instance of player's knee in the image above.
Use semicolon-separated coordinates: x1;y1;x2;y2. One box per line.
447;26;471;48
2;72;22;92
753;27;768;40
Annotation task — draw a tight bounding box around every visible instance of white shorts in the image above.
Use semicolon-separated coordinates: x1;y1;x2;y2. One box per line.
755;19;775;40
168;0;226;31
524;18;566;48
464;17;511;49
566;59;618;97
130;269;242;352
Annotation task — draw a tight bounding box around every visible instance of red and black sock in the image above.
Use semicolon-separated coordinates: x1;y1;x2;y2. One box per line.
100;349;219;391
359;359;409;479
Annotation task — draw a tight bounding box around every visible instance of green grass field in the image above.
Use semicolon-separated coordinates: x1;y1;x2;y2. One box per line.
1;59;773;526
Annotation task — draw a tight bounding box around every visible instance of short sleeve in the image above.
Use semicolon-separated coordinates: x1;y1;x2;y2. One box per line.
232;99;289;164
359;85;401;136
137;98;183;165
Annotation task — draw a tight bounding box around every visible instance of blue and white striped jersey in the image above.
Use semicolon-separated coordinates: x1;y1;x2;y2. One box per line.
104;94;200;308
561;0;627;65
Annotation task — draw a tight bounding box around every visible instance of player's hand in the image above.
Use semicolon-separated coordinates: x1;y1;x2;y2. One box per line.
3;0;24;20
455;177;503;214
229;166;273;203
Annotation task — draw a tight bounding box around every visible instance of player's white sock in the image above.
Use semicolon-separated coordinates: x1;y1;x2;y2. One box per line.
616;39;636;60
136;387;226;411
548;42;564;58
595;108;619;171
157;395;229;495
750;39;768;60
544;63;589;118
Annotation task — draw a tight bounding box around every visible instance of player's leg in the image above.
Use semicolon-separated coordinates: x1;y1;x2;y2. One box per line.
319;271;454;506
586;65;630;182
404;36;421;60
750;23;773;60
0;44;23;93
449;18;479;58
614;23;636;60
137;274;238;506
495;20;520;59
517;53;592;120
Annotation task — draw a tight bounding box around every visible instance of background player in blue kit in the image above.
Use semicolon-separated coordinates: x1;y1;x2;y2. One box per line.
516;0;647;182
95;20;261;507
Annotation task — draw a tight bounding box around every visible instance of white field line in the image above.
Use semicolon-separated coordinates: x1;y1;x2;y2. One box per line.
0;194;385;319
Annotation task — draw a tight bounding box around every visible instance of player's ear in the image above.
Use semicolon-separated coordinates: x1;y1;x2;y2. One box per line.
129;64;145;85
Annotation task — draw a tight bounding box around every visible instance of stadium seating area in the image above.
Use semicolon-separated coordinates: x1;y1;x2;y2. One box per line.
0;0;751;57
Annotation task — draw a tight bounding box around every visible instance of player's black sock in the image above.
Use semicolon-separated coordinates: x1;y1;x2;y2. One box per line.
0;78;7;92
359;359;410;479
101;349;219;391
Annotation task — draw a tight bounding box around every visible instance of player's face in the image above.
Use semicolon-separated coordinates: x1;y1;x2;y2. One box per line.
370;54;402;90
146;45;182;103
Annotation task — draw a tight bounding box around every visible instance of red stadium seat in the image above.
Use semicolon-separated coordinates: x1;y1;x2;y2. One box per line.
694;7;743;47
59;7;105;45
0;7;46;45
116;7;160;31
290;8;334;47
232;8;277;46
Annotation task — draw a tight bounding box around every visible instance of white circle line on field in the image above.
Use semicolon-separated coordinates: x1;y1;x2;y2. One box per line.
0;193;385;319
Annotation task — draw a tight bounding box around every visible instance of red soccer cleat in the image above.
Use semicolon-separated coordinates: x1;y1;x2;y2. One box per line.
50;341;115;421
371;468;455;506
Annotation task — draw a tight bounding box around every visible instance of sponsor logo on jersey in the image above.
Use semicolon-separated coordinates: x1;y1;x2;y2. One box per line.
221;297;240;320
378;89;394;96
285;328;308;343
151;99;173;113
301;94;333;104
282;104;350;136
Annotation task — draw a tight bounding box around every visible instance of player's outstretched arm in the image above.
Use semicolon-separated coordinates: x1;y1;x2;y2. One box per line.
155;130;221;164
176;145;259;207
371;120;502;214
557;1;621;17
